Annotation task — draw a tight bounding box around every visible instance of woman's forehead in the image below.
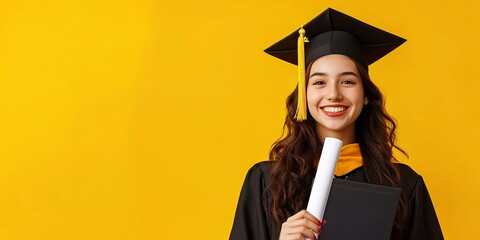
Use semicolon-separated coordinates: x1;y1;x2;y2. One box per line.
310;55;359;74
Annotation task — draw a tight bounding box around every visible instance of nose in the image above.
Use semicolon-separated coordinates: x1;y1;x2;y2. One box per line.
326;85;342;101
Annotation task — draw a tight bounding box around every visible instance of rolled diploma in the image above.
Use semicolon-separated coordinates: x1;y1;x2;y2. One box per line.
306;137;343;237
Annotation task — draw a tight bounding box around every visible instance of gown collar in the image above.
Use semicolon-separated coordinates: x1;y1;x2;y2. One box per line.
334;143;363;177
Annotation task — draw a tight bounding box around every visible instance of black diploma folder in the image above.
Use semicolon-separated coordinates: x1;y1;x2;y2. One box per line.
318;178;401;240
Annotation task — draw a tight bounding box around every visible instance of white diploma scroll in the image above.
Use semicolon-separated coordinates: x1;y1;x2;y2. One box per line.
306;137;343;237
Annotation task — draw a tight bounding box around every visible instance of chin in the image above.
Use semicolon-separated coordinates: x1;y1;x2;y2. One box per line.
316;120;355;133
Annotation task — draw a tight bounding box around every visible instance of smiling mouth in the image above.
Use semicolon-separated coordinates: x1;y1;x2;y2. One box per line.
322;106;347;113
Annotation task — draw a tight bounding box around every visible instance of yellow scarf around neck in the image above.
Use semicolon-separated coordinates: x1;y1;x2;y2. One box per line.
334;143;363;177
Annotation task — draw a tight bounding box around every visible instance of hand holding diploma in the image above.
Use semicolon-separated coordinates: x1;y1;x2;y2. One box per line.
279;210;325;240
279;137;342;240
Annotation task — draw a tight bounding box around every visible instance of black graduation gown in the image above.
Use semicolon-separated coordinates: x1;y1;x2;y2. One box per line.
229;161;444;240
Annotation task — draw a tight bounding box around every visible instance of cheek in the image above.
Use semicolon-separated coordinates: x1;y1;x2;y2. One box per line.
346;88;365;104
348;91;366;113
306;89;319;105
306;89;323;114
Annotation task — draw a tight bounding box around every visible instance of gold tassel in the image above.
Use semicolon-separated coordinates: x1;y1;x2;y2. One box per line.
295;27;307;122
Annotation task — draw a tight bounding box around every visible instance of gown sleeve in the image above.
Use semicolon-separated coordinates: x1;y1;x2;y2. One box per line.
229;162;273;240
405;176;444;240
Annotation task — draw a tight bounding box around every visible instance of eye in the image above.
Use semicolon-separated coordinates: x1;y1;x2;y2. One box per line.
341;79;355;85
311;80;326;86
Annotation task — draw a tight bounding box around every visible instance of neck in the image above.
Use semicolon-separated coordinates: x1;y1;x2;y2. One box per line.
316;124;356;145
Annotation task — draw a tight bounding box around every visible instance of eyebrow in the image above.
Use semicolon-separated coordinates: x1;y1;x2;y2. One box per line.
309;71;359;78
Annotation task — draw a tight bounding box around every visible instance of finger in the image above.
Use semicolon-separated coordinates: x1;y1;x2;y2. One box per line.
300;210;321;225
280;222;319;239
286;210;308;221
281;233;307;240
288;226;317;240
287;210;321;225
284;218;321;234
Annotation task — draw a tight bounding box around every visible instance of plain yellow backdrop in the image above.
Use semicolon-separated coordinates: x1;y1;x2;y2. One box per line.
0;0;478;239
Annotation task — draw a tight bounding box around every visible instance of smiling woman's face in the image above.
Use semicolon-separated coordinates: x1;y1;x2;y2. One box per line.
306;54;368;144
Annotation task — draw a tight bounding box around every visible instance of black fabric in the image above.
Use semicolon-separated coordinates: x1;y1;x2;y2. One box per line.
229;162;274;240
319;179;401;240
264;8;406;69
306;31;367;68
229;162;444;240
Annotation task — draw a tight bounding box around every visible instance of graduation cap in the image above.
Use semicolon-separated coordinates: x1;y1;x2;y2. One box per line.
264;8;406;121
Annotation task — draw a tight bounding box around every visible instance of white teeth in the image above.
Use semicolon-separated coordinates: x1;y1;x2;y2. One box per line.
323;107;346;113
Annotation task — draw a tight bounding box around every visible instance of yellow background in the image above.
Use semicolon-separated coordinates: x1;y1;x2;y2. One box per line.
0;0;477;239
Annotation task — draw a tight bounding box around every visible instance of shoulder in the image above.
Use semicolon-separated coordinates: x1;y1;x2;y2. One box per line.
396;163;421;180
245;161;272;178
251;160;272;173
395;164;444;238
231;161;276;240
395;163;426;198
241;161;273;190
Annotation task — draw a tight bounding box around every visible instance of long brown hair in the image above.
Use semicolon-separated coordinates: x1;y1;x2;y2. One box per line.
268;58;407;235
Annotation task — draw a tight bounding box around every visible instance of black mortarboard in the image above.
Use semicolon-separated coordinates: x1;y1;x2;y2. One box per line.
264;8;406;121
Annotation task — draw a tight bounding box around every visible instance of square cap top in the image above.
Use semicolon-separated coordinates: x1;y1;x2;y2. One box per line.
264;8;406;69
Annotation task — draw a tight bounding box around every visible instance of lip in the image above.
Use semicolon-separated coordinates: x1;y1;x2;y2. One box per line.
321;105;348;117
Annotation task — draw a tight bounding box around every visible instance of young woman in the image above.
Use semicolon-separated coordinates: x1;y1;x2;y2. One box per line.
230;8;443;240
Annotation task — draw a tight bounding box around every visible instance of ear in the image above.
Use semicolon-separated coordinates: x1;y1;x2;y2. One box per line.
363;97;369;105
